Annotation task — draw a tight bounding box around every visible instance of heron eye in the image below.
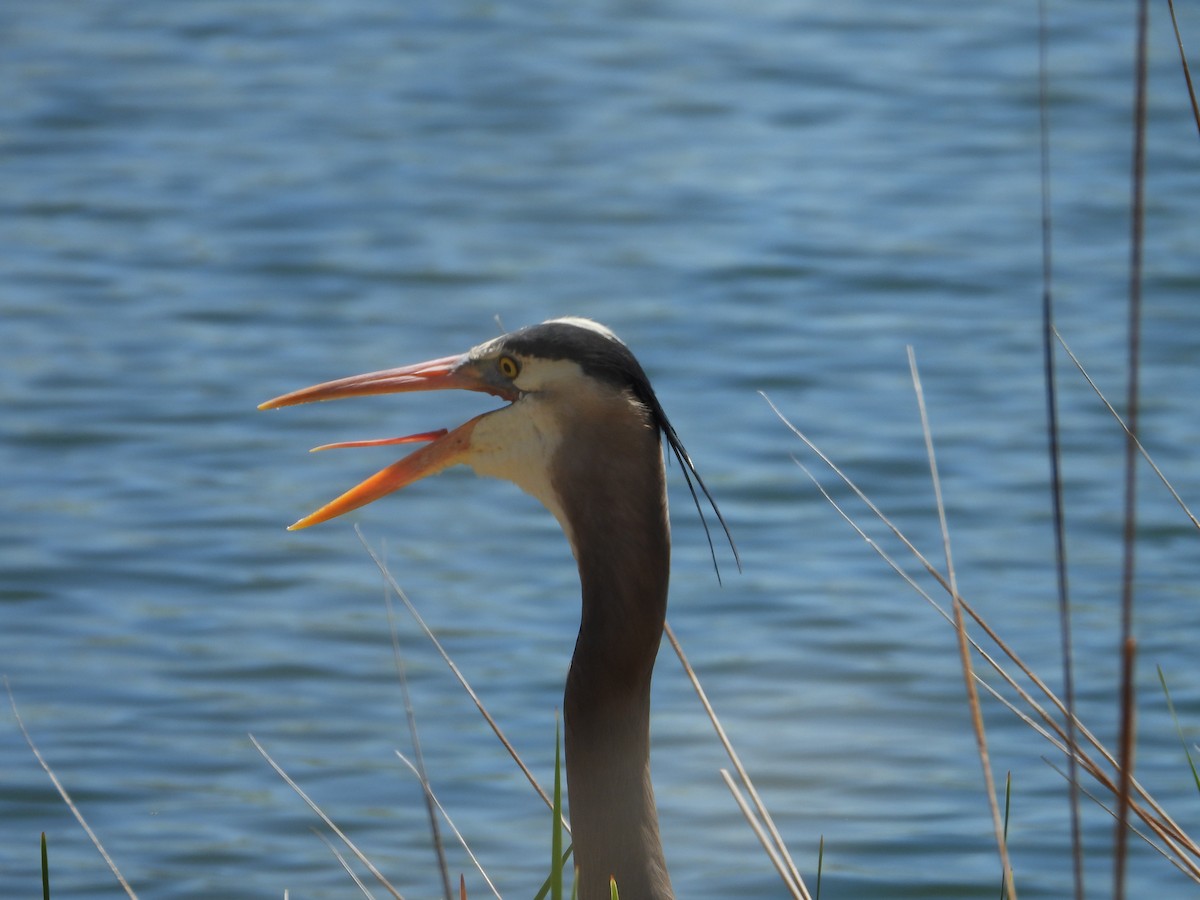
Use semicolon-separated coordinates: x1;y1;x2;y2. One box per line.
498;356;520;380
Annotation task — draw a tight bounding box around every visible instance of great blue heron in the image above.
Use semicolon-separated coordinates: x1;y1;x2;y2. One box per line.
260;317;735;900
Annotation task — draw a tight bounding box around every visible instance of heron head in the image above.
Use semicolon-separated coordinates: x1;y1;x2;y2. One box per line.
260;318;652;531
260;316;736;573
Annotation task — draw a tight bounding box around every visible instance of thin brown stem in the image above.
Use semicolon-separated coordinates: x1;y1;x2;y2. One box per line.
6;679;139;900
765;396;1200;885
1166;0;1200;137
1037;1;1085;891
664;623;809;900
355;527;563;826
1054;330;1200;530
1115;0;1150;892
250;734;405;900
908;349;1015;899
377;544;452;900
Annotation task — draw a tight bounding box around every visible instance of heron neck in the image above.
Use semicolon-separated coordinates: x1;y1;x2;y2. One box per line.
559;420;673;900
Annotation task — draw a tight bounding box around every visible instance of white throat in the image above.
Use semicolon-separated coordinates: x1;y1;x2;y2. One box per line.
465;394;576;551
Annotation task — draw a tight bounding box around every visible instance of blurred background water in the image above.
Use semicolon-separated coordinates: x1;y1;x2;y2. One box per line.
2;2;1199;897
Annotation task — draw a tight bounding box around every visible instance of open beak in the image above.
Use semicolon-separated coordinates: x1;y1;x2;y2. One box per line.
259;353;512;530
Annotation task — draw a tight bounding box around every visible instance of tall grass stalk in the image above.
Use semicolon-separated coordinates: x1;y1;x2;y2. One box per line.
357;527;564;828
6;679;138;900
908;348;1017;899
379;542;452;900
663;623;810;899
764;396;1200;884
394;752;502;899
1113;3;1152;894
249;734;404;899
1036;1;1084;892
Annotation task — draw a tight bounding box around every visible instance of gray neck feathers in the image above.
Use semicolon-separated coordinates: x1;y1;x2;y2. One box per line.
554;396;674;900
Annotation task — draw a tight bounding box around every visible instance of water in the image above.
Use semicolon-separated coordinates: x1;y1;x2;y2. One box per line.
3;2;1199;897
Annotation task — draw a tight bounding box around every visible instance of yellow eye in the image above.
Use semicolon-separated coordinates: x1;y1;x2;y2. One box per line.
498;355;520;380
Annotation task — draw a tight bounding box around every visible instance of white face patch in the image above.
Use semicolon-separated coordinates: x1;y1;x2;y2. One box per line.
510;356;584;394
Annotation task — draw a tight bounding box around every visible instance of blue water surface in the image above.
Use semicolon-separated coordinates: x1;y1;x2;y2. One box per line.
3;2;1199;898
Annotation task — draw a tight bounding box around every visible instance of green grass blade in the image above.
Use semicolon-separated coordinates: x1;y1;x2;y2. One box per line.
1158;666;1200;795
1000;772;1013;900
813;835;823;900
553;717;564;900
533;845;575;900
535;718;568;900
41;832;49;900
